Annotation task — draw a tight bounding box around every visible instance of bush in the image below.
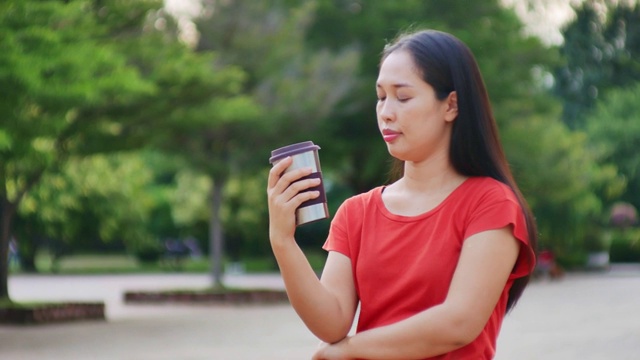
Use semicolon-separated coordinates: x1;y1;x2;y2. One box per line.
609;228;640;263
131;239;163;264
556;250;588;270
134;247;162;264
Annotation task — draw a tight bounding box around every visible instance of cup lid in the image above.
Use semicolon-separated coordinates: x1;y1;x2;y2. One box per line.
269;141;320;164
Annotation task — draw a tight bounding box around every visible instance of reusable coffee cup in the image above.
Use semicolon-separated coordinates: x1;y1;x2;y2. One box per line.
269;141;329;226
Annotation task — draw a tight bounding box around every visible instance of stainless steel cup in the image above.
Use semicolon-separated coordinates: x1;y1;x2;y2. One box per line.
269;141;329;226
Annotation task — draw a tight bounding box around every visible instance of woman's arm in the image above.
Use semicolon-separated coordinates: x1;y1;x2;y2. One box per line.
313;226;520;360
267;157;358;343
275;249;358;342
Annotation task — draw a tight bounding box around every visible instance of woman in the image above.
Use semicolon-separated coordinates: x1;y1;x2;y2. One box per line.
267;29;537;360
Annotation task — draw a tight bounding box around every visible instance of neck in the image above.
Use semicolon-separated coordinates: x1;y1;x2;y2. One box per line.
382;154;467;217
400;153;464;193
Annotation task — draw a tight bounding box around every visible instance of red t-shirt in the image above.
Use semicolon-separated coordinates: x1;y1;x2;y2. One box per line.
323;177;535;359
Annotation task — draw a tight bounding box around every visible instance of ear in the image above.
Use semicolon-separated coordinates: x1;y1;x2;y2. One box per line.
444;91;458;123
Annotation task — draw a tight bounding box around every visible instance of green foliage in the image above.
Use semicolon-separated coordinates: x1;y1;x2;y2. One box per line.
609;228;640;263
503;106;624;254
222;172;270;260
0;0;160;288
0;0;254;293
171;169;211;228
185;0;361;285
130;237;163;264
195;0;360;146
0;0;153;202
18;153;156;254
586;84;640;210
554;1;640;128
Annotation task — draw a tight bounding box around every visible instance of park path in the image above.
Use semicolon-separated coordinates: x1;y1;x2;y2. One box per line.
2;266;640;359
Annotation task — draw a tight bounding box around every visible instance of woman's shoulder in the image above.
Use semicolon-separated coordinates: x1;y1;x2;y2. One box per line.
331;186;384;227
461;176;519;202
341;186;384;209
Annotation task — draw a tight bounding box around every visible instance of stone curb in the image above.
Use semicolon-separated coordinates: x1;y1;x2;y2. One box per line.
123;289;289;305
0;302;105;325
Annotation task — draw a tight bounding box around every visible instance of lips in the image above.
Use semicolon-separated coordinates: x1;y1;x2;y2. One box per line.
382;128;400;142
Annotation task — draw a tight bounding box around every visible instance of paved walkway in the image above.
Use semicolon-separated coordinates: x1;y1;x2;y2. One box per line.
2;265;640;359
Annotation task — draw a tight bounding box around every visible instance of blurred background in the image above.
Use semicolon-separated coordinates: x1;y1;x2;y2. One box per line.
1;0;640;298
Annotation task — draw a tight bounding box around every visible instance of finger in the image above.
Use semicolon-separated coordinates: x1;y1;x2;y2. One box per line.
267;156;292;189
289;190;320;209
312;343;327;360
273;187;319;217
279;166;315;186
270;166;315;199
281;177;321;202
311;350;322;360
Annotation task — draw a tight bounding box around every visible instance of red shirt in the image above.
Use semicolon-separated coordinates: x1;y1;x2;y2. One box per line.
323;177;535;359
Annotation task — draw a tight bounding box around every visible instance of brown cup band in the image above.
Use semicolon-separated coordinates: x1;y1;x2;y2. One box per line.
295;172;326;209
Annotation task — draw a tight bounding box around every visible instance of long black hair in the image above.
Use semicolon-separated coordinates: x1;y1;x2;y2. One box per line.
382;29;538;312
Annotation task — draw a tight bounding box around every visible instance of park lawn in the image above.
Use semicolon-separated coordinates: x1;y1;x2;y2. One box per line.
33;252;210;274
25;250;327;275
35;253;141;274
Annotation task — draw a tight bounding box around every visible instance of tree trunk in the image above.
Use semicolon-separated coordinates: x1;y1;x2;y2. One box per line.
210;177;226;289
20;248;37;273
0;198;16;299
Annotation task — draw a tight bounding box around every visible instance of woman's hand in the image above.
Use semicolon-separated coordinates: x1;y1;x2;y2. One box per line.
267;156;321;245
312;338;353;360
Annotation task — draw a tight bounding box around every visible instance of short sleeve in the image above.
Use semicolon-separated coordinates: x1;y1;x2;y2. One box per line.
322;198;352;258
464;197;535;279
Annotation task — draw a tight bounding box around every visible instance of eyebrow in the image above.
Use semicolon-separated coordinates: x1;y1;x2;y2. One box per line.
376;82;414;89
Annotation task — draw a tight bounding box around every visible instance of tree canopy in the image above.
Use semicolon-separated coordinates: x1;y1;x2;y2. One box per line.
0;0;251;298
586;84;640;211
3;0;639;293
554;1;640;129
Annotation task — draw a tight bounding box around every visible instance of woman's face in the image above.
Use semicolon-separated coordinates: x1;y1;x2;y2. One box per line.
376;50;457;163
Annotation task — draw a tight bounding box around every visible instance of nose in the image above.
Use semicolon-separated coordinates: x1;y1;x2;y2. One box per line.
377;100;395;123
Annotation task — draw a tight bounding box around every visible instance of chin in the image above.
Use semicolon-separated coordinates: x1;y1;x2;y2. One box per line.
386;147;407;162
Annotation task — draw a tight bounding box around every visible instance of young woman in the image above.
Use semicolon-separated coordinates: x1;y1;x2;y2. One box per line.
267;29;537;360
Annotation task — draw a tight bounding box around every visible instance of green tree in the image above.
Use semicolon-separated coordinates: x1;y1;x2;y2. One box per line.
0;0;150;298
137;47;258;287
586;84;640;211
554;1;640;129
0;0;250;299
504;109;624;261
189;0;359;279
196;0;359;132
16;153;156;271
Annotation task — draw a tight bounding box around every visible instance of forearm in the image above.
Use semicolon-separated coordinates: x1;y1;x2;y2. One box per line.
271;239;353;342
341;305;473;359
312;228;520;360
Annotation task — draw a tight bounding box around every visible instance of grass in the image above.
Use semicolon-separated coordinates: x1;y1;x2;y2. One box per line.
13;250;327;275
34;253;146;274
0;298;65;308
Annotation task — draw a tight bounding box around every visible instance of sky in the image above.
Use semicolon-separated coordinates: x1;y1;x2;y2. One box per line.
501;0;580;45
164;0;201;18
163;0;202;46
164;0;578;46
